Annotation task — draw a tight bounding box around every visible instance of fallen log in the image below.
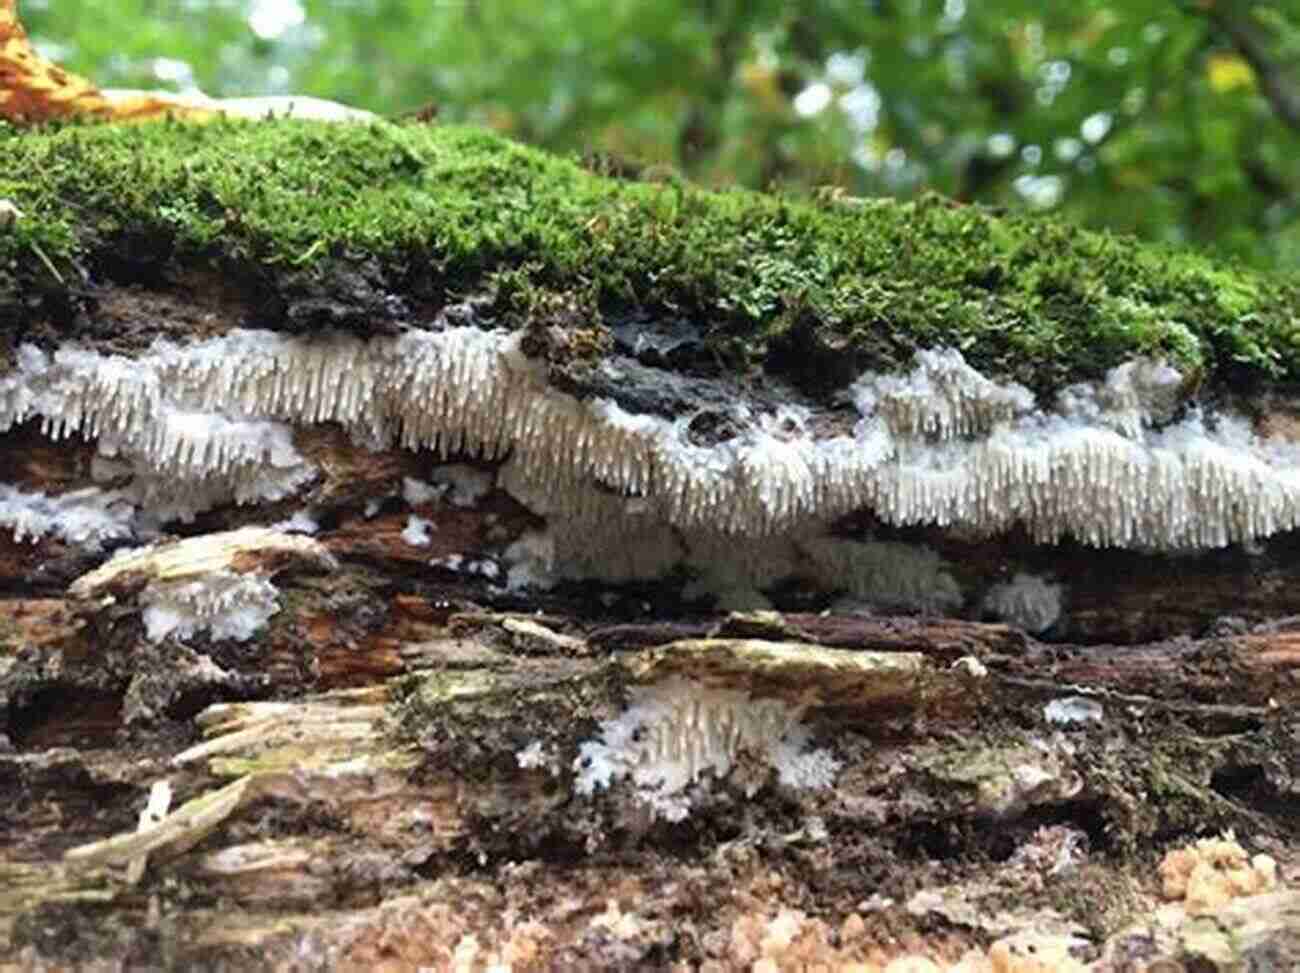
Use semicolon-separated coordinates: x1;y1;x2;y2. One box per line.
1;88;1299;970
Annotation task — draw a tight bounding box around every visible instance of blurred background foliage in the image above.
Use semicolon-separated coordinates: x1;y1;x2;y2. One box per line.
19;0;1300;270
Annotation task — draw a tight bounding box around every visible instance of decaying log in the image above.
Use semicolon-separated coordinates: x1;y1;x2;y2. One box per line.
2;109;1300;970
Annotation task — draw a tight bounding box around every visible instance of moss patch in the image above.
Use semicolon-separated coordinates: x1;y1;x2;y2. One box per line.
2;118;1298;394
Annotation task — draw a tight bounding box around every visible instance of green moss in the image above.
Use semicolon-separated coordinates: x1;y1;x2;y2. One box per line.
2;118;1298;392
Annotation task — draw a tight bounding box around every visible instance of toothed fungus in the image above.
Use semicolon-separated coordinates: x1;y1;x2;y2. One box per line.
7;328;1300;567
8;311;1300;625
574;676;840;821
0;483;134;550
981;573;1063;633
69;527;337;645
140;571;281;643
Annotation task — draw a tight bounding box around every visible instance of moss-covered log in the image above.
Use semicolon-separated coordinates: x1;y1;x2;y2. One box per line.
2;118;1299;971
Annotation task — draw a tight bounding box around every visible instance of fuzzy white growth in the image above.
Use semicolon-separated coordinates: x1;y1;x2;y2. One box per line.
851;346;1036;439
1;342;314;536
402;476;445;507
806;538;963;615
139;570;280;643
574;677;840;821
982;572;1063;633
952;656;989;679
430;464;494;508
1044;696;1104;726
401;515;433;547
7;330;1300;553
515;740;551;770
272;509;320;535
401;466;493;510
122;460;312;528
97;411;303;484
503;528;557;591
675;533;792;610
0;484;134;549
431;554;500;579
1058;358;1184;437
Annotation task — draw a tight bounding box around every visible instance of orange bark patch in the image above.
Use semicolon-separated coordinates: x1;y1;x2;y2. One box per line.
0;0;213;123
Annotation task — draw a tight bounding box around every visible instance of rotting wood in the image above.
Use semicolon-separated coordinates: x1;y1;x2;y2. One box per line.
1;49;1298;966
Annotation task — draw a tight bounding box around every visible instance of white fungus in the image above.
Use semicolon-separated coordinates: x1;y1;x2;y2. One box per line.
574;677;840;820
401;476;445;507
850;346;1035;439
5;328;1300;562
982;572;1063;633
502;528;557;592
430;554;500;579
0;484;135;549
429;464;494;507
1044;696;1105;726
271;508;320;535
139;570;281;643
401;515;433;547
807;538;963;615
1;341;315;535
515;740;551;770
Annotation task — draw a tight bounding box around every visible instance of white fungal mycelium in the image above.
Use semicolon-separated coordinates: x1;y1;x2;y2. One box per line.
2;340;314;537
4;326;1300;568
502;528;558;592
430;553;500;580
515;740;552;770
430;464;494;508
401;464;494;510
402;476;445;507
0;483;135;549
850;347;1036;440
1043;696;1105;726
271;508;320;535
574;677;840;820
806;538;963;615
401;515;433;547
982;572;1064;634
139;570;281;643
